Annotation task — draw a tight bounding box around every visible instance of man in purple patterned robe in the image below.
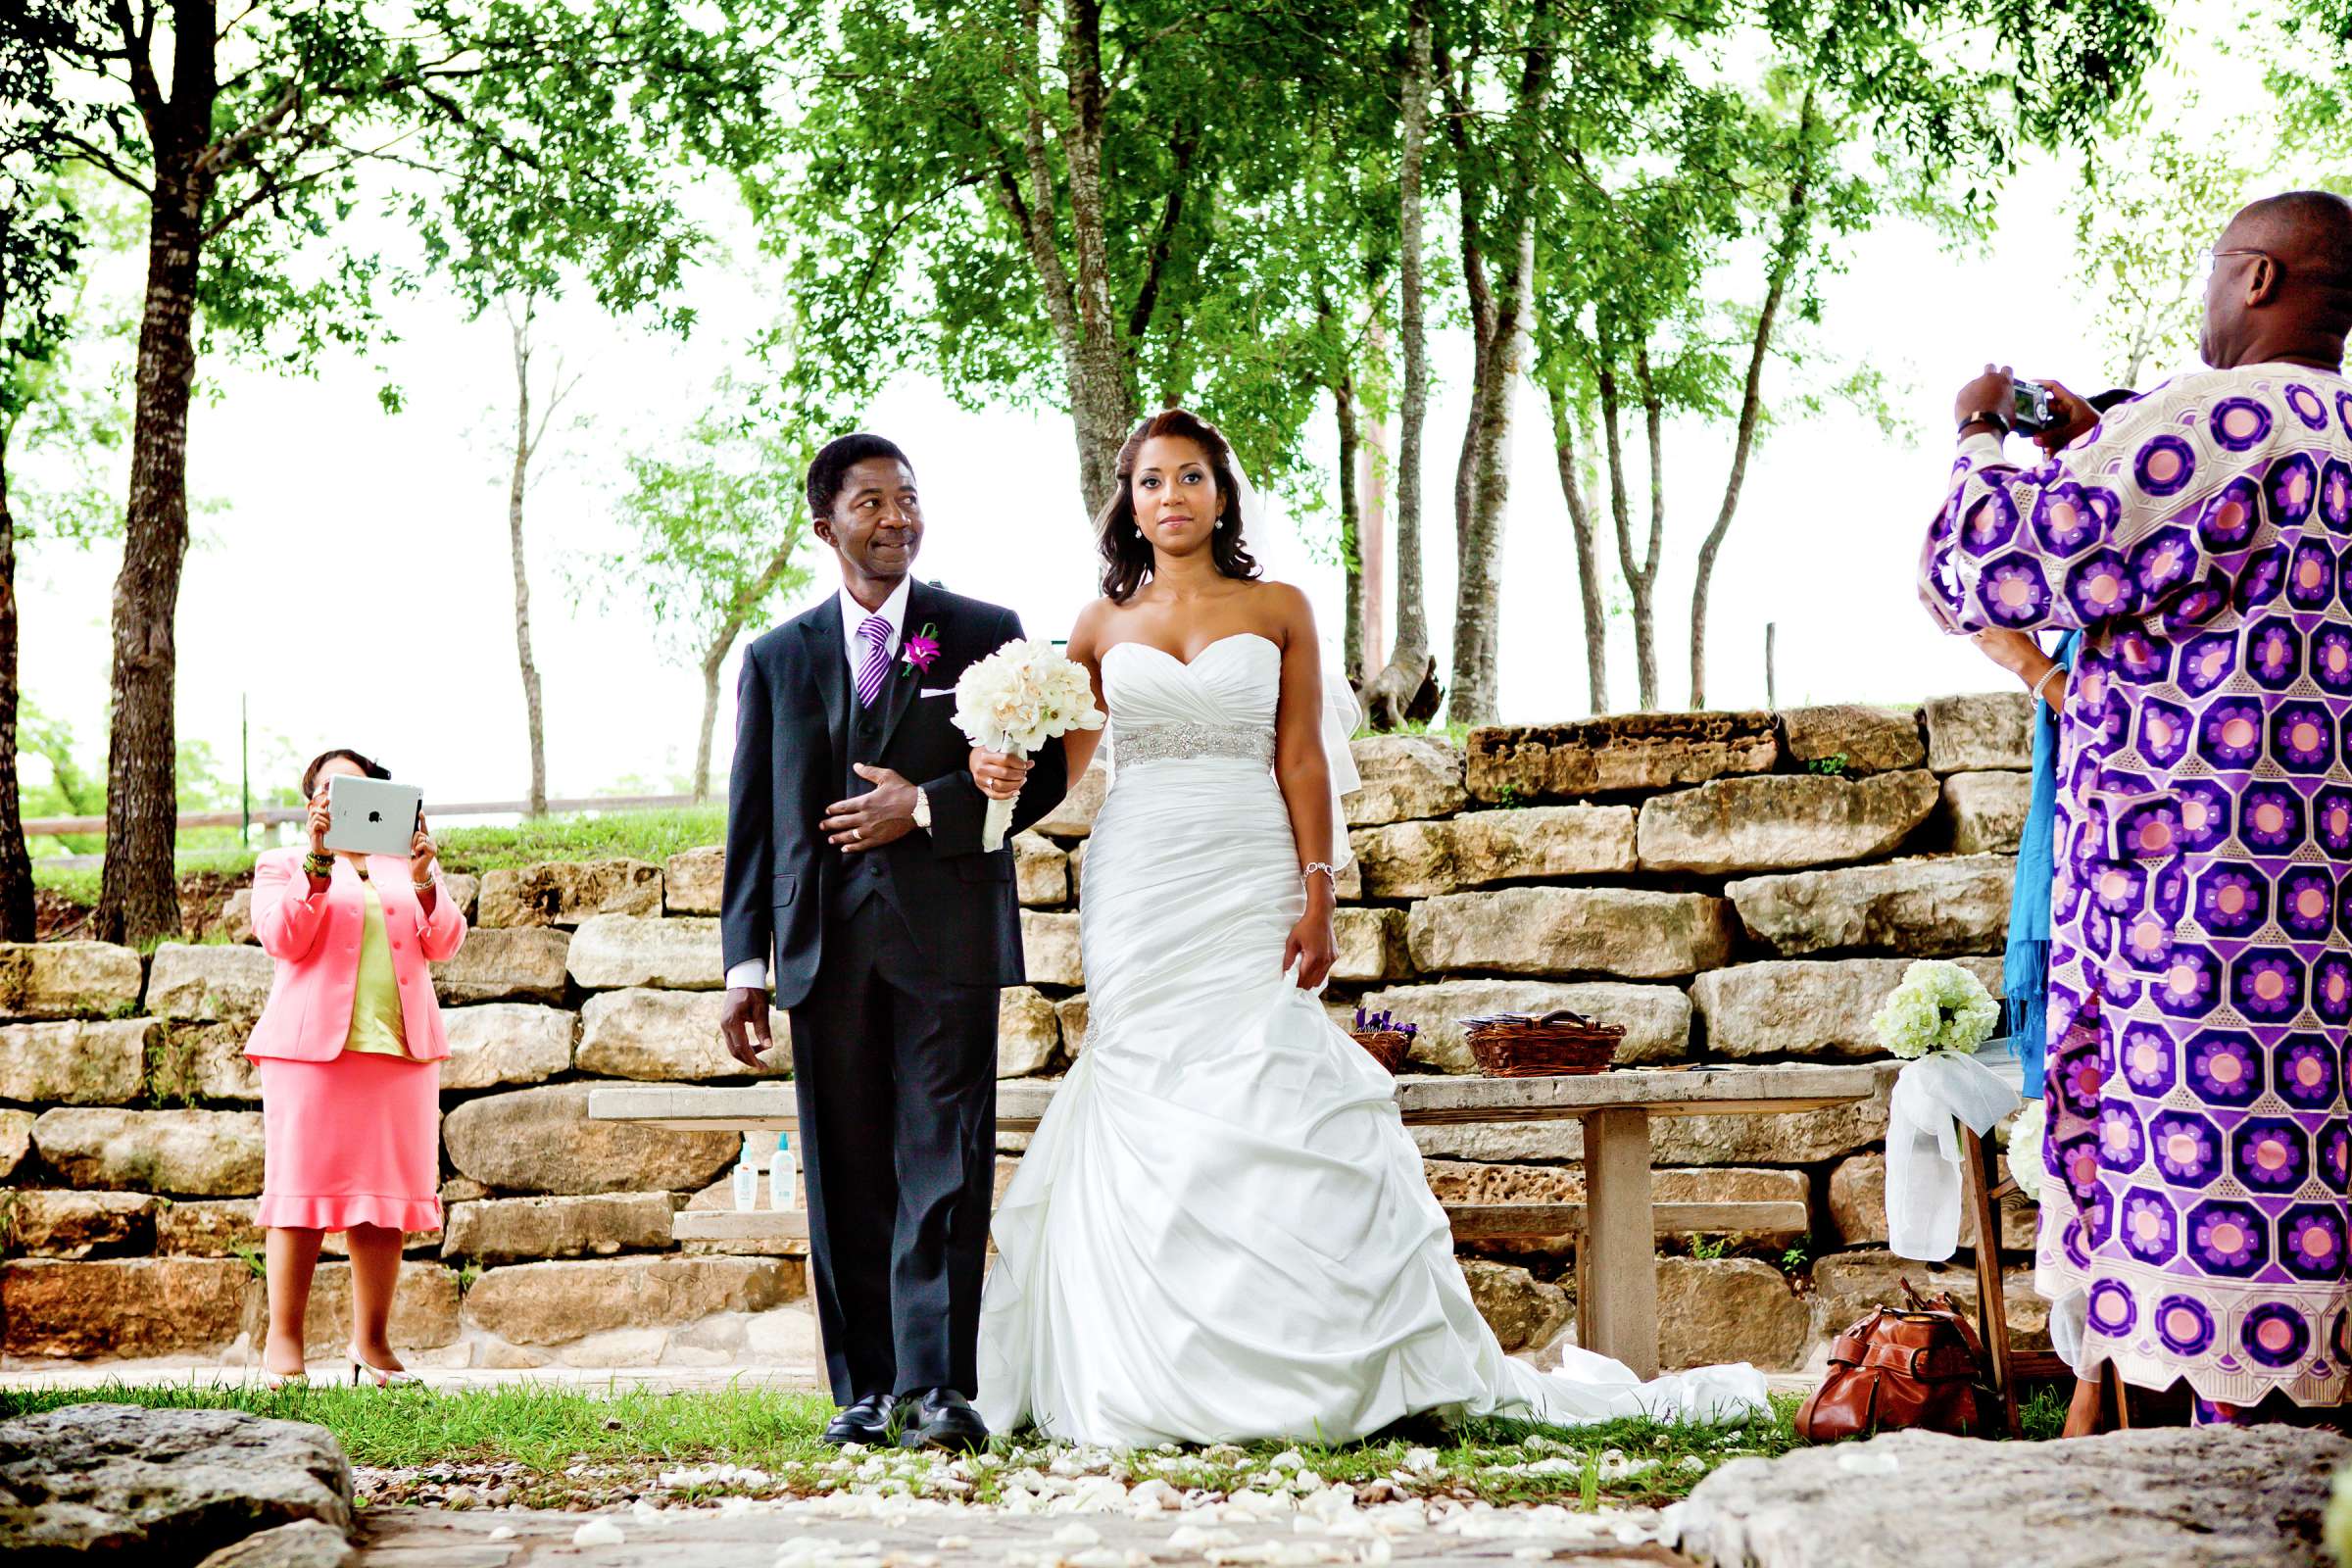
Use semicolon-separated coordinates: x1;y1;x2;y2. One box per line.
1920;192;2352;1424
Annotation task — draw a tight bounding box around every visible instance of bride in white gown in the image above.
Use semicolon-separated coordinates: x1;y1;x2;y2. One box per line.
968;410;1767;1447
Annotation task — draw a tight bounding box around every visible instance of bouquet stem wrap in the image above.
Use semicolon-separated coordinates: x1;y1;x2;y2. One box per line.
953;639;1104;855
982;743;1028;853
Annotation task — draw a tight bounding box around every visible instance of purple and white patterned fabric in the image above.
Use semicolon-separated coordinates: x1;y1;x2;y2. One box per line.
1922;366;2352;1407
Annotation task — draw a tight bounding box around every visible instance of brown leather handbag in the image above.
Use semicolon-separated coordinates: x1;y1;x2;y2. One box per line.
1795;1279;1992;1442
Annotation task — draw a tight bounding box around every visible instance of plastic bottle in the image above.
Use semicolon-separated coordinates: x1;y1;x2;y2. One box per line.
769;1132;798;1211
731;1155;760;1212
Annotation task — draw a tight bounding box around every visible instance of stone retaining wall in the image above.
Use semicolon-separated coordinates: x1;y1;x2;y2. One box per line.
0;692;2041;1376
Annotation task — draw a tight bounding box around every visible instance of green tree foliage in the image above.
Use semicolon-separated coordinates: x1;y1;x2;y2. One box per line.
601;383;814;801
0;0;786;943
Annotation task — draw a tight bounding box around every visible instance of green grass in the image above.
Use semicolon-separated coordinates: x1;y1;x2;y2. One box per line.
431;808;728;875
0;1382;1804;1511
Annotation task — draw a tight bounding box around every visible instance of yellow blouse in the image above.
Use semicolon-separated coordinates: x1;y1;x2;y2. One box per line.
343;875;412;1058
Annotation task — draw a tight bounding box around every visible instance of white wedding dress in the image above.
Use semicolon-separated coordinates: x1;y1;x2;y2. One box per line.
974;633;1768;1446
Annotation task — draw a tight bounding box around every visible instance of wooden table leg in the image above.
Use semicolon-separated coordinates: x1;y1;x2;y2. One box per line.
1961;1124;2020;1437
1582;1107;1660;1380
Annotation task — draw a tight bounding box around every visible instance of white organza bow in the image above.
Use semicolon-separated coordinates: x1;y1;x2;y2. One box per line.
1884;1051;2023;1261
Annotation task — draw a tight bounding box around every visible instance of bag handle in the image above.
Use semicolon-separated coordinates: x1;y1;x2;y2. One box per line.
1898;1274;1991;1375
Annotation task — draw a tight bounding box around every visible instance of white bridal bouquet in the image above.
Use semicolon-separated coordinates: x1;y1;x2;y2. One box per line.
1871;958;2001;1059
953;638;1105;851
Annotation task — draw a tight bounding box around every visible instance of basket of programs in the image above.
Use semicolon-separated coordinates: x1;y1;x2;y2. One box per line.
1460;1009;1625;1077
1348;1007;1418;1074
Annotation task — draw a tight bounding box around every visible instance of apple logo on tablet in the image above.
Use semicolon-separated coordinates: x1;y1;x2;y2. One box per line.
368;809;382;823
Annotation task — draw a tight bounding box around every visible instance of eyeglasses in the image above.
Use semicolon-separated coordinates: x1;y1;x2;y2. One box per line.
2198;245;2274;287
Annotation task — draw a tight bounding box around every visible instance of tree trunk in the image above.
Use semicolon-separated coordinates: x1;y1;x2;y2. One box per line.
1687;95;1813;710
691;546;794;803
1446;9;1551;727
1336;367;1363;685
1058;0;1136;518
1363;0;1435;731
1550;391;1610;715
1599;361;1659;711
96;137;211;947
0;439;31;940
1358;312;1392;676
509;315;548;818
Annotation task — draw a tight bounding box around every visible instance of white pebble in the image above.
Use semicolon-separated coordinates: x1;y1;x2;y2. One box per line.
487;1527;516;1542
938;1538;972;1551
1269;1448;1306;1473
572;1519;625;1546
1050;1522;1103;1547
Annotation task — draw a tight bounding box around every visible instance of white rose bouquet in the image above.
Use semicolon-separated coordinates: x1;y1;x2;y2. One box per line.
2005;1100;2046;1204
1871;958;2000;1060
952;638;1105;851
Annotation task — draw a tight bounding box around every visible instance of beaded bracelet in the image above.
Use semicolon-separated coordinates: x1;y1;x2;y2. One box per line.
303;852;334;880
1302;861;1337;884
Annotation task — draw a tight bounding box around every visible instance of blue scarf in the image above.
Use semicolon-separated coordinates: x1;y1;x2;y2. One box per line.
2003;631;2078;1100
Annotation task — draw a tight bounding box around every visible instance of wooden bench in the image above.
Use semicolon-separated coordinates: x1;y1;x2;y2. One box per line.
589;1063;1889;1379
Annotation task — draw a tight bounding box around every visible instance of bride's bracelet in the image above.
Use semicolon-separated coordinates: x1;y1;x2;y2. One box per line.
1302;861;1337;886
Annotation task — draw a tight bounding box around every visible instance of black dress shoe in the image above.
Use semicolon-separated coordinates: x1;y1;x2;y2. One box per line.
823;1392;898;1446
896;1387;990;1451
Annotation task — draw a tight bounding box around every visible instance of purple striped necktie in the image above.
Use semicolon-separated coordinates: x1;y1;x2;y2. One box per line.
855;614;893;708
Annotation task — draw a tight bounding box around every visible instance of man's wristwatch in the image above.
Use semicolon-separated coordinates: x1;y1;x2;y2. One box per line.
910;787;932;832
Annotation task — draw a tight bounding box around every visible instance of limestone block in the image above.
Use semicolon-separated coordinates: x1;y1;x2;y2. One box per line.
441;1192;678;1265
1013;834;1069;907
1459;1259;1572;1353
219;888;258;945
146;944;276;1023
4;1191;158;1258
462;1255;801;1345
1826;1152;2035;1253
1690;956;2004;1060
1346;735;1468;825
1811;1250;2049;1350
566;914;723;991
0;941;144;1021
1352;805;1637;899
144;1022;263;1103
1727;856;2013;958
998;987;1061;1077
1332;907;1412;985
442;871;481;925
0;1108;31;1182
439;1004;574;1091
31;1107;266;1196
1466;711;1780;803
430;927;570;1005
1406;888;1738;980
1421;1161;1806;1257
576;988;771;1081
0;1257;257;1357
195;1520;355;1568
440;1083;737;1196
1779;704;1927;776
1020;912;1085;988
1056;995;1090;1056
662;846;725;916
1658;1256;1812;1371
1638;771;1939;875
477;858;662;929
1034;763;1108;838
1925;691;2034;773
154;1199;265;1258
1941;770;2034;856
0;1018;152;1104
1356;979;1690;1072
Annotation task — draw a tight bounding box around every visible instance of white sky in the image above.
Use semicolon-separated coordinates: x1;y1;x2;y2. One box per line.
15;7;2276;819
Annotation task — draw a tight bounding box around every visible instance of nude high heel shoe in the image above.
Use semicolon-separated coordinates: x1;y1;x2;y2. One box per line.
350;1354;421;1389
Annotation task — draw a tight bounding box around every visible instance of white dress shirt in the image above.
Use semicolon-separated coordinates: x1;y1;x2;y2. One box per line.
726;576;919;995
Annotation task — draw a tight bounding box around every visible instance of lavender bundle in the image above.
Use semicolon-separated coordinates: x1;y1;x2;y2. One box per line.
1351;1006;1418;1040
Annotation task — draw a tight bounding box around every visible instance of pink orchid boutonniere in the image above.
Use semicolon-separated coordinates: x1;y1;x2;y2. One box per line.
901;623;942;678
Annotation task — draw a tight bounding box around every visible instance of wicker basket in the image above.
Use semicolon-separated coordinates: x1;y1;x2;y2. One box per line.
1351;1029;1413;1074
1461;1009;1625;1077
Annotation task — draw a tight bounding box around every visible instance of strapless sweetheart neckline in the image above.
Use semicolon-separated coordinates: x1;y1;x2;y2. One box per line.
1100;631;1278;670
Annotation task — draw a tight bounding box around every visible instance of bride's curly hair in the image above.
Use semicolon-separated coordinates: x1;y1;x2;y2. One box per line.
1095;409;1261;604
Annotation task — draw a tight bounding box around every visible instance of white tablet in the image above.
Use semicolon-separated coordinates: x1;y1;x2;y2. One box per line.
324;775;423;858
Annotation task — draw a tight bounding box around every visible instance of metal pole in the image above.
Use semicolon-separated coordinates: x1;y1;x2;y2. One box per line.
1765;623;1778;711
240;694;250;848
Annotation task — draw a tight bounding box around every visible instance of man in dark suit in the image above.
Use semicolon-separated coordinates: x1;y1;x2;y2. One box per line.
717;433;1069;1451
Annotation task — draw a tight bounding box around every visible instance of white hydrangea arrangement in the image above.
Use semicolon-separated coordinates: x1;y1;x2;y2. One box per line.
2005;1099;2045;1204
1871;959;2001;1060
953;639;1105;851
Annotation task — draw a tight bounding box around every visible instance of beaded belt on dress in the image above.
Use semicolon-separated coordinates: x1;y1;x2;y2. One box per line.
1113;721;1275;766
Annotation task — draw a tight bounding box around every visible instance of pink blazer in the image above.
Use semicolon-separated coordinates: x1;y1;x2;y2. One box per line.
245;846;468;1062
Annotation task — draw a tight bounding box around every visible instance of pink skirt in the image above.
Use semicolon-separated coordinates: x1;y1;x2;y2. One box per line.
255;1053;442;1233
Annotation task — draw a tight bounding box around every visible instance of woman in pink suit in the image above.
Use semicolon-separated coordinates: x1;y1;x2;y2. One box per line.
247;748;466;1386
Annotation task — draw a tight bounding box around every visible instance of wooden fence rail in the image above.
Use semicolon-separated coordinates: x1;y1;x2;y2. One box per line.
24;792;704;840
